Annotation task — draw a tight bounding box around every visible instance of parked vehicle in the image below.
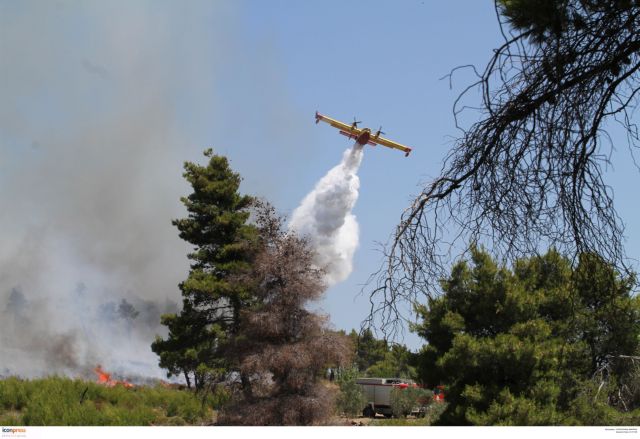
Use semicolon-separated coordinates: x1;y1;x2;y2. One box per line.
356;377;426;418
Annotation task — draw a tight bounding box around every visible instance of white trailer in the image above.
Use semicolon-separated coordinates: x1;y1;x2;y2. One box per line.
356;377;423;418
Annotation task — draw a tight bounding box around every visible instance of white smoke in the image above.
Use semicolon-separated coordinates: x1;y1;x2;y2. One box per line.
289;143;364;286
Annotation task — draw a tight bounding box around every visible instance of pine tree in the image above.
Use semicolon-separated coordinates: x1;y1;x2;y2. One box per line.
152;149;257;388
412;248;640;425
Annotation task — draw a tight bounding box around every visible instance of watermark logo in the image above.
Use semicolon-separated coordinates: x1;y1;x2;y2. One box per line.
1;428;26;438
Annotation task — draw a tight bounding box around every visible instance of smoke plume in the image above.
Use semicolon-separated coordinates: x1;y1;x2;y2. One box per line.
289;143;364;286
0;2;224;380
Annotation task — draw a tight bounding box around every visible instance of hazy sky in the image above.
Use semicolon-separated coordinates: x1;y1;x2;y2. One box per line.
2;0;639;356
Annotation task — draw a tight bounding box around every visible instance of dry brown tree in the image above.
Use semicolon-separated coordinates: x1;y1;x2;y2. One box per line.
217;203;352;426
368;0;640;337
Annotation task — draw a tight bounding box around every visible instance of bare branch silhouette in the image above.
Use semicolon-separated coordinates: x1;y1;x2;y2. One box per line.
368;1;640;337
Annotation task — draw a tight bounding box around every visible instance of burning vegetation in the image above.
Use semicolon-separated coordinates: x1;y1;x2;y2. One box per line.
93;365;134;389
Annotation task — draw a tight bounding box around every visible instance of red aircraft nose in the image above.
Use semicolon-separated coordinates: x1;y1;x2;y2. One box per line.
356;131;370;146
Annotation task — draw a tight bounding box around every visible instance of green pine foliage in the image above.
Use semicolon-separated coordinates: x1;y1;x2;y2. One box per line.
365;345;417;379
152;149;258;389
498;0;570;42
0;376;225;426
349;329;387;372
348;328;418;379
413;247;640;425
498;0;636;44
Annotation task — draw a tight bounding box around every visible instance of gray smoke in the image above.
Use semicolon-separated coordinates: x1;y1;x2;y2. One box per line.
289;143;364;286
0;2;226;378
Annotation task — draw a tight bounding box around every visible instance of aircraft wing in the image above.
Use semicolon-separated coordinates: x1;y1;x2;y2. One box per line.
369;134;413;156
315;112;361;135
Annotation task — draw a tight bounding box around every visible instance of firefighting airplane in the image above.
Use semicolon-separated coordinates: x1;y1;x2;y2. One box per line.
315;111;412;157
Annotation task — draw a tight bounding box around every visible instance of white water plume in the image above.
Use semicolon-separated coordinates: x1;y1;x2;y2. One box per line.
289;143;364;286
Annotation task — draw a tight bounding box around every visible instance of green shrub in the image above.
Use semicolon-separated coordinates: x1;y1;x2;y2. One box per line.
0;377;31;410
390;386;433;418
0;376;216;426
174;395;202;423
201;385;231;409
335;367;367;417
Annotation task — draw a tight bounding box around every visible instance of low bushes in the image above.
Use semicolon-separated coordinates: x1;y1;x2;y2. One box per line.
390;386;433;418
334;367;367;417
0;376;222;426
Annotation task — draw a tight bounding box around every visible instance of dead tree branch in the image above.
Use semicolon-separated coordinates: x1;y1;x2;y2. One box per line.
368;1;640;337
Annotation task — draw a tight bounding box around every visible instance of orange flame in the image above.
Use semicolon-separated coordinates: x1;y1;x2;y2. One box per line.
94;365;111;384
93;365;134;389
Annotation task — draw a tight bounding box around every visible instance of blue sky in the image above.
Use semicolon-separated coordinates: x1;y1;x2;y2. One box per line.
2;0;638;356
205;1;505;347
